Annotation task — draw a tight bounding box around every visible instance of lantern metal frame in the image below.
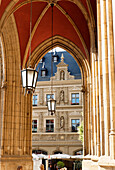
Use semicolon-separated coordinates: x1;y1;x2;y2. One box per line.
47;97;56;115
21;67;38;91
47;3;56;115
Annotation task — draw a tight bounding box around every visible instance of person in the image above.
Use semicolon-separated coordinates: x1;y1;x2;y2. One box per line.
17;166;22;170
40;164;44;170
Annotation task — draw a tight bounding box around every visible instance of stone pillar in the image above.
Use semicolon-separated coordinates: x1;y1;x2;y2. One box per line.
106;0;115;159
100;0;110;156
90;53;94;155
97;0;105;156
95;57;100;157
88;83;91;155
92;52;97;155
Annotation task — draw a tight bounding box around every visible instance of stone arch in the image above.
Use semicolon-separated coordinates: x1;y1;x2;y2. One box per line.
29;35;91;156
53;150;63;154
32;149;48;155
73;149;83;155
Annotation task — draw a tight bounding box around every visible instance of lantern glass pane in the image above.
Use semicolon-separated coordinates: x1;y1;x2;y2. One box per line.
52;100;55;111
33;71;38;88
48;100;51;111
27;70;34;88
21;70;26;88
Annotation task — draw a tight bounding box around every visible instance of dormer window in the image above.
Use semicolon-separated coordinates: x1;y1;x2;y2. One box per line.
53;56;58;62
41;70;46;77
41;62;47;77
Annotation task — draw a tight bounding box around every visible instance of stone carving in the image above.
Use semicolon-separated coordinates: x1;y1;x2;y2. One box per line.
60;116;64;128
60;90;64;101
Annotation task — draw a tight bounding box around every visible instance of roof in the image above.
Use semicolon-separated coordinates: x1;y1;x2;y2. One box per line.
37;51;81;81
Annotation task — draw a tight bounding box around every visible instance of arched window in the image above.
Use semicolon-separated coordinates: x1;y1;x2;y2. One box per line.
74;150;83;155
32;150;48;155
54;151;62;154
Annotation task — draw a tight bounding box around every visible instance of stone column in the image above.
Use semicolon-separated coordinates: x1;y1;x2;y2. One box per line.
92;52;97;155
97;0;105;156
95;57;100;157
107;0;115;159
87;83;91;155
100;0;110;156
90;52;94;155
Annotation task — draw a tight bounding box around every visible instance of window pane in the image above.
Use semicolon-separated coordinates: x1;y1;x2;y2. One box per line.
53;56;57;62
71;93;79;105
72;99;75;103
46;94;54;105
32;120;37;133
76;93;79;97
76;98;79;104
72;94;75;98
41;71;46;77
46;119;54;132
33;95;38;106
35;95;37;99
72;120;75;123
71;119;80;132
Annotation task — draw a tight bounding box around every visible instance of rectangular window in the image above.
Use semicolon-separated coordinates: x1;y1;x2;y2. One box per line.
46;119;54;132
32;120;37;133
71;93;79;105
46;94;54;105
33;95;38;106
71;119;80;132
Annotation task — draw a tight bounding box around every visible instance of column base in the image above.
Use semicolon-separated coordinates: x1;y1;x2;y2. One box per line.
82;155;98;170
83;155;115;170
0;155;33;170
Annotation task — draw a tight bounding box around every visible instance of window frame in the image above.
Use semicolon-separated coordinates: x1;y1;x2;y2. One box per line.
45;119;54;132
32;119;38;133
33;95;38;106
71;119;80;132
71;93;79;105
41;70;46;77
53;55;58;62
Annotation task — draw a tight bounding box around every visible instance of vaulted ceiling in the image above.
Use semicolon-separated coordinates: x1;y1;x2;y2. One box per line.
0;0;96;66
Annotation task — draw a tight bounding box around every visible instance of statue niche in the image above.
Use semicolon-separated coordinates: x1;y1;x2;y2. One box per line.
60;70;65;80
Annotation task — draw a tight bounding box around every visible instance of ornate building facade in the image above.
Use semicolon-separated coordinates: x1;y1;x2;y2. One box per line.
32;52;83;155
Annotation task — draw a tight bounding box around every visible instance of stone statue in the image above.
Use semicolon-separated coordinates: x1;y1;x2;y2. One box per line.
60;70;65;80
60;90;64;101
60;116;64;128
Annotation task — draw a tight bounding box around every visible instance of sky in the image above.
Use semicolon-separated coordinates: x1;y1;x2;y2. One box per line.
48;47;66;53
